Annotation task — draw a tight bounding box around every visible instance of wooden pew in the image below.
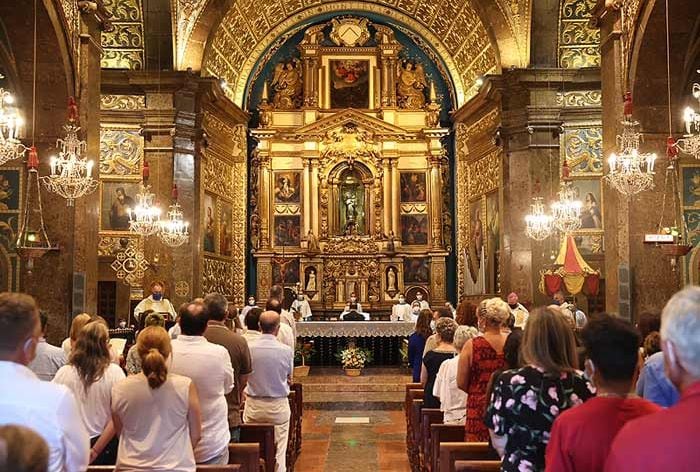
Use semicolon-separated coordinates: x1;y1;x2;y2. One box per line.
228;443;261;472
409;398;424;472
453;461;502;472
286;390;298;471
438;442;499;472
240;423;276;472
290;382;303;457
419;408;443;471
405;388;424;471
87;467;242;472
430;424;466;472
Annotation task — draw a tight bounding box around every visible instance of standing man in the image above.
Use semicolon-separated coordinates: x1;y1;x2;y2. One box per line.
133;280;177;322
506;292;529;330
171;301;234;465
239;295;258;326
203;293;252;443
270;285;296;338
391;294;412;321
28;310;66;381
291;293;312;321
244;311;294;472
0;293;89;472
415;291;430;310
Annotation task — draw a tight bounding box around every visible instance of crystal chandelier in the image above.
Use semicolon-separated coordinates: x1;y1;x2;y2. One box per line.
604;94;657;197
525;197;554;241
676;80;700;158
551;172;582;234
41;98;98;206
158;185;189;247
128;189;162;237
0;88;26;165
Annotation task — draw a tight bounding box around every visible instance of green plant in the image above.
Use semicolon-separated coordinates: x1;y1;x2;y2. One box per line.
294;341;315;366
336;345;373;369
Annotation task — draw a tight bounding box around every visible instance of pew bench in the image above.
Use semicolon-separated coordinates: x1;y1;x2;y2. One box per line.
438;442;500;472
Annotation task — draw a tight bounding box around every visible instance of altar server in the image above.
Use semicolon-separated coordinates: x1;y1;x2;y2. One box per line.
392;294;412;321
340;293;369;321
415;292;430;310
291;293;312;321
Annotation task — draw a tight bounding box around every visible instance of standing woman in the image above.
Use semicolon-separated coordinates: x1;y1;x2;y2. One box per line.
408;309;433;382
457;297;510;441
53;322;126;464
421;318;459;408
112;326;202;472
61;313;91;356
484;306;595;472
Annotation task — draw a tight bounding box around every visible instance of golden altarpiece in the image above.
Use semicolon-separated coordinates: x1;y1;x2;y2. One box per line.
249;18;450;312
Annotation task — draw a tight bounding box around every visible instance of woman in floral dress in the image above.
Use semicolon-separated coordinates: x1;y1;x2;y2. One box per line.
484;306;595;472
457;298;510;441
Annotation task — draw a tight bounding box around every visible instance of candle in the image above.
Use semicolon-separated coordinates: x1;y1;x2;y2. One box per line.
608;153;617;173
429;81;436;102
262;81;269;102
50;156;57;176
685;107;694;135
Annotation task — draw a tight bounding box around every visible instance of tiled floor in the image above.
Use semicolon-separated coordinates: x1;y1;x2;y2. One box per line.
294;367;412;472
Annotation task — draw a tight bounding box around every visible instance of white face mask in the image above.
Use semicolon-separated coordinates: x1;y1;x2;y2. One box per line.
118;321;126;328
412;307;420;314
430;320;436;330
416;295;423;301
248;299;255;306
399;298;405;304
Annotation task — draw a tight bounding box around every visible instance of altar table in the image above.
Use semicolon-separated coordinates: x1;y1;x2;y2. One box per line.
296;321;415;366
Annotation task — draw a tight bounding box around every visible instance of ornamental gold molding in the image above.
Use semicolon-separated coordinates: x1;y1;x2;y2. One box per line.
323;236;379;255
202;257;234;297
101;0;145;70
464;108;501;142
174;0;209;68
561;125;603;175
99;127;144;176
455;123;470;297
59;0;80;68
558;0;600;69
555;90;602;107
100;94;146;110
203;2;498;107
468;149;501;196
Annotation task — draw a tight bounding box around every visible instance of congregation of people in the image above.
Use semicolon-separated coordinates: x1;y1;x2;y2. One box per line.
2;282;700;472
407;288;700;471
0;285;298;472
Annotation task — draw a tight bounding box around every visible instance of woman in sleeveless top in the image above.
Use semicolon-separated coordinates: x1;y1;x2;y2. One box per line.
457;298;510;441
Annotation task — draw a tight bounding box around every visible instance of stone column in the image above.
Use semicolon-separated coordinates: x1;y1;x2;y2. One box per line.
311;161;320;235
382;160;391;234
303;159;311;236
259;155;271;249
391;160;400;236
429;156;443;247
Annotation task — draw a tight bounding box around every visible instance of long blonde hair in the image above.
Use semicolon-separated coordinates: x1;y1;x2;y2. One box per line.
70;321;111;390
137;326;171;389
521;306;579;374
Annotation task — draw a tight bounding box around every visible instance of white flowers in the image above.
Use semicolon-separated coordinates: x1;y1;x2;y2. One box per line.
338;346;372;369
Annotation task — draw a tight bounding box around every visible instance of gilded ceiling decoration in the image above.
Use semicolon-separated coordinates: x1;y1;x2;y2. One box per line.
173;0;209;69
558;0;600;69
202;0;502;107
101;0;145;70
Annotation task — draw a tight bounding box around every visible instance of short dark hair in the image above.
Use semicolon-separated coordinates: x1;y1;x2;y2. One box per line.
39;310;49;333
0;293;39;355
178;302;208;336
269;285;284;302
266;298;282;314
203;293;228;322
581;313;641;382
434;307;453;319
245;307;263;331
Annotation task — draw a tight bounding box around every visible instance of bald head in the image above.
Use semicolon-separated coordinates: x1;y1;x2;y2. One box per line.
179;301;208;336
259;310;281;335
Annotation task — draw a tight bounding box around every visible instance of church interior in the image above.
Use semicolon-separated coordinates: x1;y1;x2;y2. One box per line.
1;0;700;470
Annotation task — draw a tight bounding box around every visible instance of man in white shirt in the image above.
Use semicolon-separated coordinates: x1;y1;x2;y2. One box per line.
244;311;294;472
506;292;529;329
269;285;297;339
415;292;430;310
391;294;412;321
171;301;234;465
266;298;295;350
0;293;89;472
133;280;177;322
28;311;66;381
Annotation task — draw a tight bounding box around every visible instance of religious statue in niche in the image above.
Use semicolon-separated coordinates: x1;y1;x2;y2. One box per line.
396;60;428;109
271;59;303;109
306;268;317;292
387;267;397;292
339;170;365;235
274;172;301;203
306;230;320;254
330;60;370;108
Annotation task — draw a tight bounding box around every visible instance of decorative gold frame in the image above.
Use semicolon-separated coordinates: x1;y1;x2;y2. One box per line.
321;53;377;110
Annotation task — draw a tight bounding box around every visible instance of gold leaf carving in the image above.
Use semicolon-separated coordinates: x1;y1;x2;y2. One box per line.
101;0;145;70
562;126;603;175
555;90;601;107
558;0;600;69
323;236;378;255
99;128;144;176
468;150;501;196
100;94;146;110
202;257;234;297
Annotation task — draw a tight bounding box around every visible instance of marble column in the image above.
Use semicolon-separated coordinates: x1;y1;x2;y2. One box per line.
311;161;320;235
391;160;400;236
382;160;391;235
303;159;311;236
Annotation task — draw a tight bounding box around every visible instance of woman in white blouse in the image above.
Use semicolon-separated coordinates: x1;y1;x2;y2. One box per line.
112;326;202;472
53;321;125;464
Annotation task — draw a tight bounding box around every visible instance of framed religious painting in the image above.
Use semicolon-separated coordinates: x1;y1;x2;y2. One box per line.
272;258;300;284
273;215;301;246
400;214;429;245
400;172;427;202
100;181;142;232
219;199;233;257
681;165;700;208
485;191;500;294
0;169;20;212
203;193;216;254
404;257;430;284
569;179;603;231
273;171;301;204
574;233;604;255
328;59;371;108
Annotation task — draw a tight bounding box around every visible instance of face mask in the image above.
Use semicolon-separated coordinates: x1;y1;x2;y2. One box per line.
119;321;127;328
297;296;304;301
412;307;420;314
399;298;405;304
430;320;436;330
416;295;423;300
152;293;163;301
248;299;255;306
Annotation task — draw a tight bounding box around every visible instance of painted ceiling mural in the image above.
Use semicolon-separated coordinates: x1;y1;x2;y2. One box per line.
192;0;532;108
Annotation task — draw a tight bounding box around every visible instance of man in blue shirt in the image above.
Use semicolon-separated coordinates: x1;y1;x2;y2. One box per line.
636;350;680;407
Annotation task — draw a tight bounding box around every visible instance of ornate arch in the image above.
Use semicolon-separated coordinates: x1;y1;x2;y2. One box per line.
176;0;532;108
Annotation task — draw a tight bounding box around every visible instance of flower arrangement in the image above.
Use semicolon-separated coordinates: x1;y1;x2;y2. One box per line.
336;345;373;370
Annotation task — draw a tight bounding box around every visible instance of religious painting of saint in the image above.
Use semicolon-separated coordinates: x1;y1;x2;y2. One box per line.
404;257;430;284
329;59;370;108
203;193;216;253
682;166;700;207
396;61;428;109
219;200;233;257
100;181;139;231
485;191;500;294
274;215;301;246
400;214;429;245
467;199;484;284
274;172;301;204
0;170;20;211
272;258;300;284
400;172;427;202
570;179;603;230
